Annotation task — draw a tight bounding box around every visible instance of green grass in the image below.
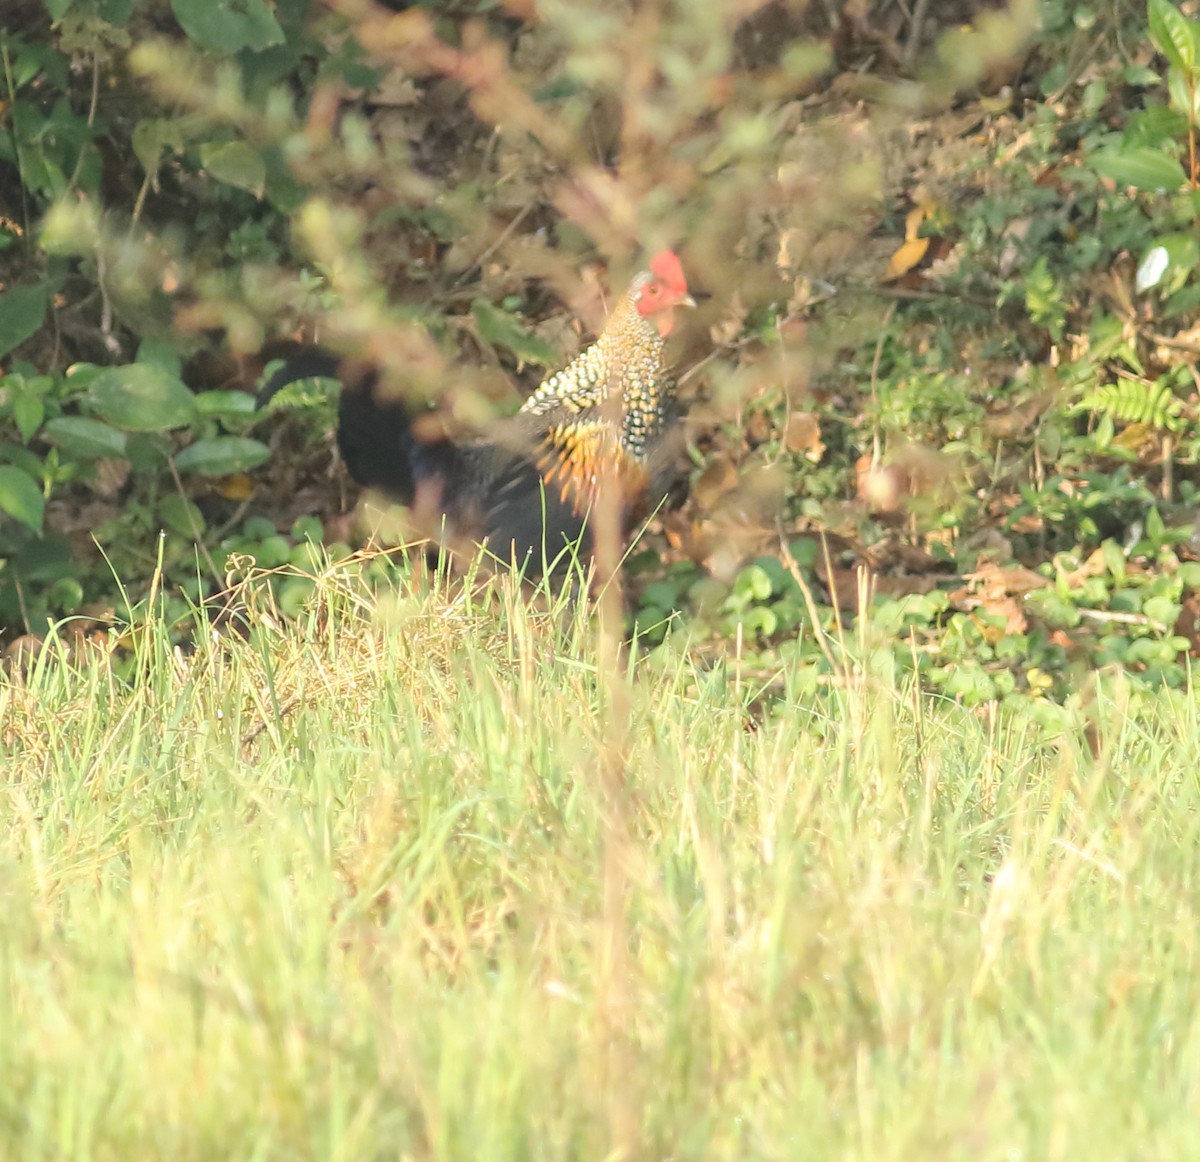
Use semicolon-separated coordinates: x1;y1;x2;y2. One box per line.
3;564;1200;1160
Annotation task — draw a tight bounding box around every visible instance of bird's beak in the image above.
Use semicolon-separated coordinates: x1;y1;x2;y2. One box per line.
678;294;697;309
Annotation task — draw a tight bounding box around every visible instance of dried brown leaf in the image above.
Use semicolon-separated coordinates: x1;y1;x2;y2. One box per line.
964;560;1050;596
784;412;823;460
1060;549;1107;588
1175;594;1200;656
819;564;938;611
693;455;739;507
709;291;748;347
983;390;1055;438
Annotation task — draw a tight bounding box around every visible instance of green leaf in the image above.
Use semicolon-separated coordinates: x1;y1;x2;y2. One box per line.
1124;104;1191;149
99;0;137;24
174;436;270;476
750;554;794;596
1168;66;1200;125
1145;595;1181;626
253;534;291;568
125;432;172;470
43;416;129;459
40;199;103;256
787;538;819;569
12;392;44;443
633;604;670;635
0;283;50;359
278;575;316;618
131;116;200;175
89;363;197;431
733;564;774;603
1149;0;1198;72
170;0;285;53
0;441;44;479
49;575;84;612
263;152;307;215
1024;255;1065;342
158;493;207;538
0;466;45;532
194;390;258;418
199;140;266;198
1125;64;1166;87
471;300;560;368
1089;146;1187;192
640;580;683;610
136;337;183;376
742;605;779;639
291;515;324;543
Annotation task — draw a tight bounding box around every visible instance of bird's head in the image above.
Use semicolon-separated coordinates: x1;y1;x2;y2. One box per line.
632;250;696;337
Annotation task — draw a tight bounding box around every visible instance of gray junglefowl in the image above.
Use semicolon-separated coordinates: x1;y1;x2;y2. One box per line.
258;251;695;570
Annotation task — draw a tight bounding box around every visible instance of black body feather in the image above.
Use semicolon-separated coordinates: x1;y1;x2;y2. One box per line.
257;349;595;569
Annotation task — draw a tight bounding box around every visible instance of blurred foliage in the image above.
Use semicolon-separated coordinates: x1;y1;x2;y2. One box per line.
7;0;1200;707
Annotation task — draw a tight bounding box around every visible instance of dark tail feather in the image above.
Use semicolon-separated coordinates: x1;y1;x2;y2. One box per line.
337;376;428;501
255;343;462;507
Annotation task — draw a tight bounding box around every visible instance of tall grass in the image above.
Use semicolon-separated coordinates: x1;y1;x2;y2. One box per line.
3;564;1200;1160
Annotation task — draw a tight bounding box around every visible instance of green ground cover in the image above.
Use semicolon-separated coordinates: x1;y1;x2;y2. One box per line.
3;565;1198;1159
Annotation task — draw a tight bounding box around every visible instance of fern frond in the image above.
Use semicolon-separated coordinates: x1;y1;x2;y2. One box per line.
1076;378;1184;432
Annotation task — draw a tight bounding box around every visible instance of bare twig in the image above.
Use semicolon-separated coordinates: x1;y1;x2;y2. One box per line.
240;694;302;749
904;0;932;68
1146;330;1200;356
1;42;31;244
450;200;537;290
1077;608;1157;629
869;301;895;466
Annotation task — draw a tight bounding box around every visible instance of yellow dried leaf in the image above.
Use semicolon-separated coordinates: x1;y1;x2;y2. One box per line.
1110;422;1154;453
884;236;930;281
216;473;254;501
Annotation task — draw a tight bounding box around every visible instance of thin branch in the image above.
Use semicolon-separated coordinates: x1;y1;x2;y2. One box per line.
904;0;932;68
450;200;537;290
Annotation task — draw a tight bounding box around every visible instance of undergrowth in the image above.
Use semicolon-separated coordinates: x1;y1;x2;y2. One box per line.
5;0;1200;705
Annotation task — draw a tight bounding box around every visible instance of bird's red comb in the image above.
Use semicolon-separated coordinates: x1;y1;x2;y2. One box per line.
648;250;687;296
